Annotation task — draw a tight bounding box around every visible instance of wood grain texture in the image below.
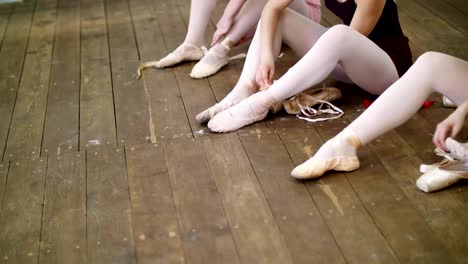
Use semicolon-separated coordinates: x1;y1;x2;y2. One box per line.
39;152;86;264
0;158;47;263
4;1;57;160
86;148;136;264
203;133;294;264
80;0;117;150
125;143;185;264
0;4;35;160
42;0;80;155
164;138;240;264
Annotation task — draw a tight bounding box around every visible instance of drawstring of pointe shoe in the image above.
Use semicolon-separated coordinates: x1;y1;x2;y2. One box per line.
296;98;344;122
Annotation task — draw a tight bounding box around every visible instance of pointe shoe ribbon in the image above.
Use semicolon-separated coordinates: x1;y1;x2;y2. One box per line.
416;160;468;192
419;147;456;173
288;87;343;122
268;87;343;122
420;137;468;173
280;87;342;114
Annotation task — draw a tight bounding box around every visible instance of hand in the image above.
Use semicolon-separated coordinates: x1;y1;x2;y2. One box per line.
433;107;466;151
256;53;275;87
211;16;234;46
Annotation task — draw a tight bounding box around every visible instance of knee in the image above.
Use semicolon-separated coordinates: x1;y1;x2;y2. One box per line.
415;51;447;68
323;25;353;43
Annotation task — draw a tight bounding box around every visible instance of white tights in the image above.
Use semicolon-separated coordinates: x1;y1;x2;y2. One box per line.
204;9;399;129
184;0;219;47
291;52;468;179
348;52;468;145
159;0;313;70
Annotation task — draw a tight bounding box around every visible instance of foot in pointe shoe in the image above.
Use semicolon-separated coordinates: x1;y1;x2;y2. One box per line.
291;131;361;179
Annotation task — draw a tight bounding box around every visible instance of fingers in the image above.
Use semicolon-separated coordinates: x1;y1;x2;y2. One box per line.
261;67;270;86
211;32;223;46
433;123;450;151
256;68;264;87
268;66;275;84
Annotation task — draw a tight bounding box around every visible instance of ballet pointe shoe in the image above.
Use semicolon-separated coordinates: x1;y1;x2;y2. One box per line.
416;160;468;192
190;38;232;79
136;43;205;79
442;96;456;108
291;131;361;179
155;43;205;68
207;91;272;133
419;137;468;173
207;108;268;133
419;147;455;173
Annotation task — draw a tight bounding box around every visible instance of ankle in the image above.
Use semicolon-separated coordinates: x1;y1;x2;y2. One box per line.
221;37;235;50
337;129;362;149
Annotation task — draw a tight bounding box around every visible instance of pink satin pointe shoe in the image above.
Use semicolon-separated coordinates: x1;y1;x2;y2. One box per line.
291;132;361;179
417;161;468;192
417;137;468;192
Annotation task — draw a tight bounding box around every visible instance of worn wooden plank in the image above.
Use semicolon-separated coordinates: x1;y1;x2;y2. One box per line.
413;0;468;35
0;8;11;49
278;126;400;264
80;58;117;150
164;138;240;263
129;0;192;141
86;147;136;264
42;0;80;156
105;0;138;62
4;1;57;160
80;0;117;150
105;0;150;146
397;0;467;60
80;0;109;60
0;162;8;212
0;158;47;263
203;133;294;264
237;128;346;264
125;143;185;264
111;60;152;145
0;5;34;160
39;152;86;264
441;0;468;17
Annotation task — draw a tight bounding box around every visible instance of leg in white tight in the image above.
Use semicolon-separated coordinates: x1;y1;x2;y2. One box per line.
190;0;268;78
191;0;313;78
156;0;218;68
207;24;398;131
292;52;468;179
197;7;325;122
184;0;218;46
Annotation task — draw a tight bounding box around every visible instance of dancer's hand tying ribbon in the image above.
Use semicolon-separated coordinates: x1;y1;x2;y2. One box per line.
433;100;468;151
212;16;234;46
256;53;275;87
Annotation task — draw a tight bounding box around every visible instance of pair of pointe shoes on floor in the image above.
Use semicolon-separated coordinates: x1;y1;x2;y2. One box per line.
137;39;240;79
417;138;468;192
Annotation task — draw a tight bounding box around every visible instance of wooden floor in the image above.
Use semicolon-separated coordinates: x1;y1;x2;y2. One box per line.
0;0;467;263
